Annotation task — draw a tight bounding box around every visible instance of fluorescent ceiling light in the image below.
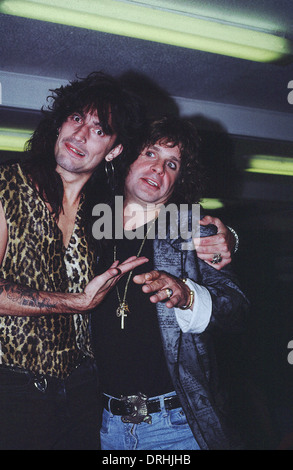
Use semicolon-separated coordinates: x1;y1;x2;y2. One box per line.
200;198;224;210
1;0;292;63
245;155;293;176
0;128;33;152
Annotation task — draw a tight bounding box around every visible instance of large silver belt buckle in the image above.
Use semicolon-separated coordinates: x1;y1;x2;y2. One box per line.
121;392;152;425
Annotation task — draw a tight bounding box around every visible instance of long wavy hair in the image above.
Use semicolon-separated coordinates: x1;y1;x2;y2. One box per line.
23;71;146;222
115;116;206;204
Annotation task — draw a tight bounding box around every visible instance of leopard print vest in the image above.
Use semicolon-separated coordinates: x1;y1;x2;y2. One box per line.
0;163;96;378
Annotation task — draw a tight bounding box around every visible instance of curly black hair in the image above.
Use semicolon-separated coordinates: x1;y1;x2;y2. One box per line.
23;71;146;219
115;116;206;204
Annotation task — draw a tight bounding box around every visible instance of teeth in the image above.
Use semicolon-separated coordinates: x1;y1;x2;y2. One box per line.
70;146;84;156
147;179;158;187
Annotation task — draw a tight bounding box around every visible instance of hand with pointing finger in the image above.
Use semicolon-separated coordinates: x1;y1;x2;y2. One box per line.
84;256;149;311
133;270;192;309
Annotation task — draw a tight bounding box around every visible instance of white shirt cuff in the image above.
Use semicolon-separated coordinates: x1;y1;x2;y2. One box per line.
174;279;212;333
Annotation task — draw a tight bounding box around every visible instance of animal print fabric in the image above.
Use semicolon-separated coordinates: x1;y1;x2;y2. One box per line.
0;163;95;378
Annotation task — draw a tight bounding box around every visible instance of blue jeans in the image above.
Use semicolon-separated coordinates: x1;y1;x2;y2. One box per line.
100;391;201;450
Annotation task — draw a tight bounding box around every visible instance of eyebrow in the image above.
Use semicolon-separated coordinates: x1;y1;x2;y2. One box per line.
92;120;103;127
92;117;113;135
84;113;103;128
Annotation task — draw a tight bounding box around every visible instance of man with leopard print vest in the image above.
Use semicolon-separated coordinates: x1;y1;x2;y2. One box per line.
0;72;149;450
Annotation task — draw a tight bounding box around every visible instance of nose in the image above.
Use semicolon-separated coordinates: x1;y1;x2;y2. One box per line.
74;124;87;143
151;160;164;175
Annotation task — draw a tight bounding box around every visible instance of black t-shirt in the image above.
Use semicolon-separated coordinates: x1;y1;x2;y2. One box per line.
91;228;174;398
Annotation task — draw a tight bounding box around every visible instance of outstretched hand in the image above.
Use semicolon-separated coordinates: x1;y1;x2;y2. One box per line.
193;216;235;270
83;256;148;311
133;270;191;309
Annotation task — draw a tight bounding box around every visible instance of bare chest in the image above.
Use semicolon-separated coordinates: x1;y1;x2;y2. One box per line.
45;199;80;249
57;208;79;248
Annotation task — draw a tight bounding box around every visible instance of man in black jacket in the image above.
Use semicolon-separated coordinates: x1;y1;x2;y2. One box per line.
92;116;249;450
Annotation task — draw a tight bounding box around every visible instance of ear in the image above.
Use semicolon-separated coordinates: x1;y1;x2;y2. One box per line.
105;143;123;162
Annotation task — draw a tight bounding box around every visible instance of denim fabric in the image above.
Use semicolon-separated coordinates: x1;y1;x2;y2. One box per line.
100;392;200;450
0;358;100;450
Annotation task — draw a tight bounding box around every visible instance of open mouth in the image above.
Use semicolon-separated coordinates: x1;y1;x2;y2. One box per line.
143;178;160;189
65;142;85;157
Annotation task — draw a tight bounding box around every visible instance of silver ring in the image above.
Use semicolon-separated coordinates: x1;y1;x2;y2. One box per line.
211;253;222;264
165;288;173;299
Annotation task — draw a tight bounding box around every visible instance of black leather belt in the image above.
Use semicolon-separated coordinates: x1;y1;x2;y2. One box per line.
103;393;181;416
0;355;91;393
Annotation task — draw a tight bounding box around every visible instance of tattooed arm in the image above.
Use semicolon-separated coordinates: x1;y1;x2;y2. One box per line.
0;200;85;316
0;256;148;317
0;279;79;316
0;200;148;316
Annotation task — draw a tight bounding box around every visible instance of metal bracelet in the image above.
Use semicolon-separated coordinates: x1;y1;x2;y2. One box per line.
180;278;194;310
227;226;239;253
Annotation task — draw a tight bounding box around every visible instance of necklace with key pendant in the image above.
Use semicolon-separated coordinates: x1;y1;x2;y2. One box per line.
113;217;156;330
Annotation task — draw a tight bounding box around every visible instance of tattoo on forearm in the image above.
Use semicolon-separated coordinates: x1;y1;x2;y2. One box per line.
0;279;58;311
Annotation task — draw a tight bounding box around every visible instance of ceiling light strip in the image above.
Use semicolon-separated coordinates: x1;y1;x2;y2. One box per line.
245;156;293;176
200;198;224;210
1;127;293;178
0;128;33;152
0;0;292;63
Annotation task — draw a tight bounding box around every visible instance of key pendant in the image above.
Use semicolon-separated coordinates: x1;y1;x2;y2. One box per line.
116;302;130;329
